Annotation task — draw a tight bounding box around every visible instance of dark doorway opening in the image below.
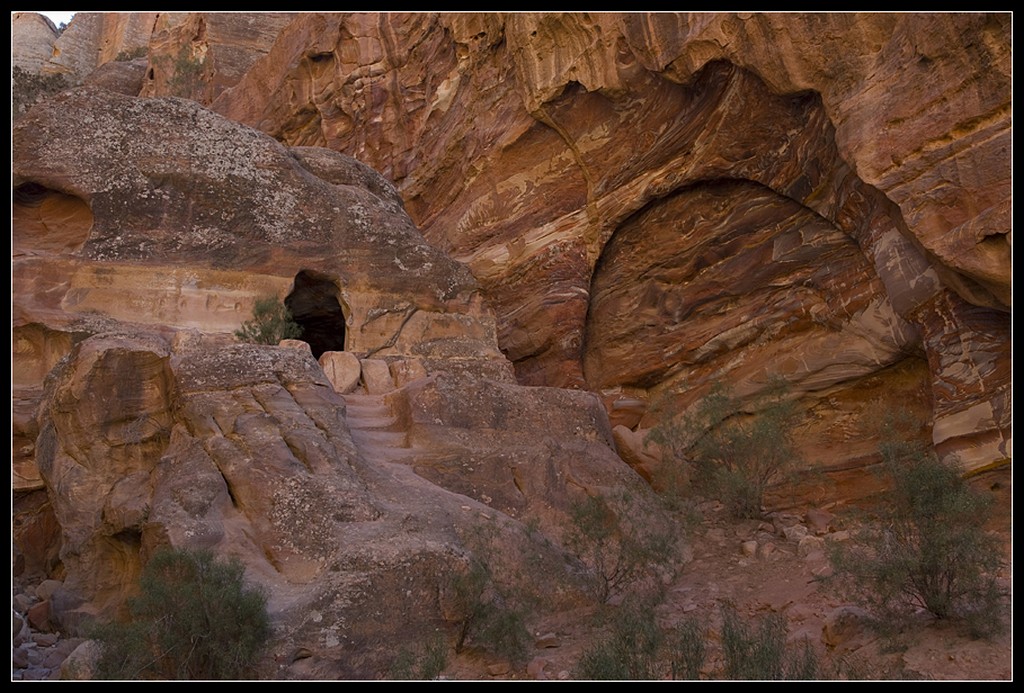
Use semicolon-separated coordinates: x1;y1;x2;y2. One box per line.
285;271;346;359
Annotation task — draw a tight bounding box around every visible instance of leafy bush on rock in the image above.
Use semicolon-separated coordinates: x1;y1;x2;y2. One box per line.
647;378;802;519
234;296;303;345
565;491;676;603
827;416;1007;638
92;547;271;680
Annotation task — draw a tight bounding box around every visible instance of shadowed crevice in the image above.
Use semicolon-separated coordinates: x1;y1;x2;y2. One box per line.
285;270;347;359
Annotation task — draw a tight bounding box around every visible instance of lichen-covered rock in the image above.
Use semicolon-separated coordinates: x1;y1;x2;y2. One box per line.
81;58;149;95
12;86;504;387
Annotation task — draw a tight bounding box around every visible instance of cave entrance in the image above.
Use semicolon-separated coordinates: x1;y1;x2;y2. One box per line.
284;270;347;359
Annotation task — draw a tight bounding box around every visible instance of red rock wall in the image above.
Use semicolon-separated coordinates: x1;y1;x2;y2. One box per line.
209;13;1010;474
15;12;1012;476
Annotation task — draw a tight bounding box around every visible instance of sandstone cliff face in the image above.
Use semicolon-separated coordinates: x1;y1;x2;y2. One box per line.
17;12;1008;476
139;12;296;104
15;12;295;101
11;12;59;72
42;13;157;81
9;12;1013;679
13;84;674;677
203;12;1009;476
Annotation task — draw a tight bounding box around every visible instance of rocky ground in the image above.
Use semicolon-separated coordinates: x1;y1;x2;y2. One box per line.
12;468;1011;681
12;580;85;681
445;468;1013;681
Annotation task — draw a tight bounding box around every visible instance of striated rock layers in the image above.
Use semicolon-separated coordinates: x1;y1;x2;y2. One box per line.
9;13;1012;676
138;12;297;104
15;11;1009;479
13;88;674;677
13;12;296;106
203;12;1009;478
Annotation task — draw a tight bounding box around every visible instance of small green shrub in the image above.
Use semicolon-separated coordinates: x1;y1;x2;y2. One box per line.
785;638;822;680
475;607;530;665
417;638;449;680
166;46;204;97
388;648;417;680
647;379;801;519
719;604;820;680
574;598;663;680
115;46;149;62
719;604;788;680
829;652;920;680
667;616;706;680
92;547;271;680
573;601;821;680
235;296;303;345
390;636;448;680
446;549;532;665
565;491;675;602
827;422;1007;638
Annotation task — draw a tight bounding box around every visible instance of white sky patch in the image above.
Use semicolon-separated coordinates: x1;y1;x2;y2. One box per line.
38;11;76;27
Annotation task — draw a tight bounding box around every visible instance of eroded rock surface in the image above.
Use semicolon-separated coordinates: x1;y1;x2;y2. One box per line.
13;86;496;359
9;13;1012;678
41;12;157;82
13;11;1009;476
11;12;59;72
13;84;671;677
203;12;1011;476
33;329;659;678
139;12;296;103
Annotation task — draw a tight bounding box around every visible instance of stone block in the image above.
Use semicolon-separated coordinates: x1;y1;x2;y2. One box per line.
360;358;394;394
319;351;361;394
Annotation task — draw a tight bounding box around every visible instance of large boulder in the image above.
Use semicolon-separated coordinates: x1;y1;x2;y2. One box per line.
11;12;59;73
13;85;505;393
34;331;664;677
14;85;673;677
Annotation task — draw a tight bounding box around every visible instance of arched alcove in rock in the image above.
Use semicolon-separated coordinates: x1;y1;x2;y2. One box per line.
13;181;93;254
284;270;347;359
